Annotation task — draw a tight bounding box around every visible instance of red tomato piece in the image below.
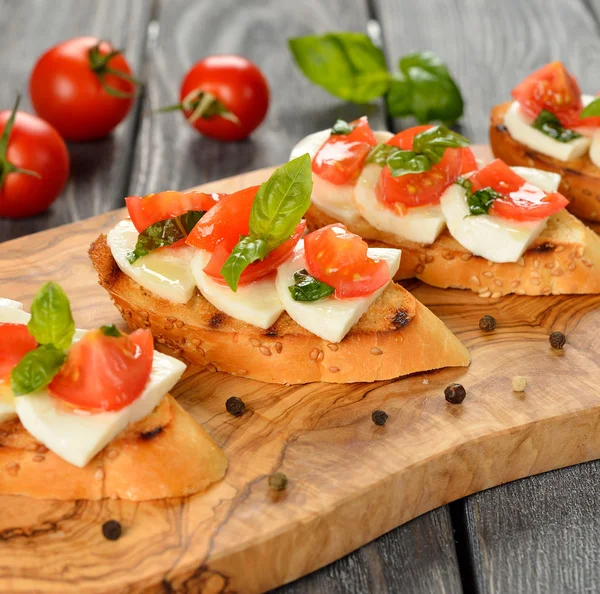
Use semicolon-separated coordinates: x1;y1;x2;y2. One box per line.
470;159;568;221
312;116;377;185
0;323;37;383
511;61;583;128
203;220;306;286
126;190;220;232
49;329;154;412
304;224;390;298
375;125;465;208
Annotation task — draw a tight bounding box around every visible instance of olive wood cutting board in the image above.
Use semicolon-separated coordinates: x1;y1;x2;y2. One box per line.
1;146;600;594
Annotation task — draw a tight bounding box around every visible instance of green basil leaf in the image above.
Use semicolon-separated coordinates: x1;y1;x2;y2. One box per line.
99;324;121;337
455;176;473;192
581;97;600;119
10;344;67;396
467;187;503;216
388;52;464;125
220;236;268;292
127;210;206;263
289;33;391;103
331;119;353;135
366;143;400;167
248;154;313;253
387;150;432;177
288;269;335;302
412;125;470;163
533;110;582;143
27;282;75;350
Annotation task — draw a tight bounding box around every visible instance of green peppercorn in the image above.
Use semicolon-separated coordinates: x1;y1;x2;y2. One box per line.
445;383;466;404
550;331;566;349
479;315;496;332
102;520;122;541
226;396;245;417
371;410;388;426
268;472;288;491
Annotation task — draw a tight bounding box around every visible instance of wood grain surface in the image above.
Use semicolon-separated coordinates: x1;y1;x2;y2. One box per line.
2;149;600;593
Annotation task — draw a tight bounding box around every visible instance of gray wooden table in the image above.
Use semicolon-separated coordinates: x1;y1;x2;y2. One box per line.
1;0;600;592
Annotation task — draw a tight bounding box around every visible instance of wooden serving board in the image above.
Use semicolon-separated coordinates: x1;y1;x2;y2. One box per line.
2;146;600;594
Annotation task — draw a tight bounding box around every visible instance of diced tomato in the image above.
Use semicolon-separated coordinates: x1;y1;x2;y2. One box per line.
312;116;377;186
470;159;568;222
511;61;583;128
375;125;467;208
0;323;37;383
49;328;154;412
459;148;478;174
186;186;258;251
126;190;221;233
203;220;306;286
304;224;390;298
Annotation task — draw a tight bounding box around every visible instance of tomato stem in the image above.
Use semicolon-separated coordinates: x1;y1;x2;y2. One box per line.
0;95;41;191
158;89;240;125
88;41;142;99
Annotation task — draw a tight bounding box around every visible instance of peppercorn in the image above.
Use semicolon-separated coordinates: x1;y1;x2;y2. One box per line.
226;396;246;417
268;472;288;491
371;410;388;426
550;331;566;349
444;383;466;404
102;520;122;541
479;315;496;332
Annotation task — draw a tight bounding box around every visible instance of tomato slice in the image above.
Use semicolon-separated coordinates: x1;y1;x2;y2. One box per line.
375;125;469;208
312;116;377;186
511;61;583;128
470;159;568;222
49;329;154;412
126;190;221;233
203;220;306;286
0;323;37;383
304;224;390;298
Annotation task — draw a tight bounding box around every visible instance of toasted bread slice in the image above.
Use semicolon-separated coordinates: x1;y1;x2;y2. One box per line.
89;235;470;384
0;395;227;501
305;198;600;297
490;101;600;223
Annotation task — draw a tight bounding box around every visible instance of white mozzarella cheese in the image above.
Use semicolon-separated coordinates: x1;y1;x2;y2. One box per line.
15;348;186;468
108;219;197;304
504;101;590;162
190;250;284;330
0;298;24;309
275;240;401;343
510;167;561;192
354;163;446;244
589;130;600;168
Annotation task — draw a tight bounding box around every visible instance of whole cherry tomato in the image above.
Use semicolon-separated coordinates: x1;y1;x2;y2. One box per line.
0;97;70;218
169;55;270;141
29;36;138;141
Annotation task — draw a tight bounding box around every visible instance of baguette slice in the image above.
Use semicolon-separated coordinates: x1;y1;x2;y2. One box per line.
490;101;600;223
0;395;227;501
89;235;470;384
305;198;600;297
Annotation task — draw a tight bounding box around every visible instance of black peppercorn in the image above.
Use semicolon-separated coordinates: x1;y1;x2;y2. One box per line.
550;331;566;349
445;383;466;404
479;315;496;332
371;410;388;426
268;472;288;491
226;396;246;417
102;520;122;541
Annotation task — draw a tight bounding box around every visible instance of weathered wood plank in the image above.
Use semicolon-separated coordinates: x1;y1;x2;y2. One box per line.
0;0;151;241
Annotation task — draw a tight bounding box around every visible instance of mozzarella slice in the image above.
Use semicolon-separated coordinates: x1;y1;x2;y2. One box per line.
15;348;186;468
108;219;197;304
354;163;446;244
504;101;590;162
589;130;600;168
275;240;401;343
510;167;561;192
190;251;284;330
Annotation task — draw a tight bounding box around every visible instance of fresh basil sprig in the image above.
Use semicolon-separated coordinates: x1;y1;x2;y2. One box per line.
533;110;581;143
288;269;335;302
331;119;354;135
221;154;313;292
289;34;464;125
366;143;398;166
455;177;502;216
127;210;205;264
100;324;122;337
387;151;432;176
11;282;75;396
581;98;600;119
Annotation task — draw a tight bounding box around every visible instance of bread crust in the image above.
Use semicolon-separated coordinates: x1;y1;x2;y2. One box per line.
489;101;600;222
305;199;600;297
89;235;470;384
0;395;228;501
